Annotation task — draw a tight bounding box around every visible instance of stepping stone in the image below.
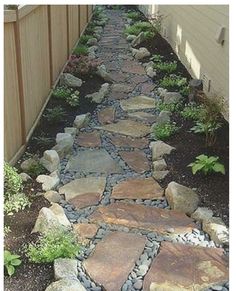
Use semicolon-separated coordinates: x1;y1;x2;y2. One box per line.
109;91;128;100
120;95;156;111
121;60;146;75
59;177;106;201
96;120;150;138
69;192;102;210
143;242;228;291
109;71;128;82
109;134;149;149
119;150;150;173
89;202;196;235
83;232;146;291
73;223;99;244
65;149;123;174
112;83;135;93
111;177;164;200
141;83;156;94
128;111;156;124
129;75;149;85
76;131;101;147
98;107;115;125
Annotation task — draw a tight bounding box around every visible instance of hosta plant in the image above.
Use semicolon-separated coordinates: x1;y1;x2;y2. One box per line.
152;122;179;141
180;104;206;120
4;250;22;276
67;91;80;107
154;60;177;74
159;75;187;90
188;154;225;175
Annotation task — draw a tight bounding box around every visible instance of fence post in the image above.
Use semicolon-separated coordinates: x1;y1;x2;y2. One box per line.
14;8;26;145
47;5;53;86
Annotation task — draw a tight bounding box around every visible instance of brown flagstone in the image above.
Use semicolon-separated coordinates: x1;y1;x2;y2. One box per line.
69;192;101;210
76;131;101;147
128;111;157;124
89;202;196;235
109;71;128;83
73;223;99;244
141;83;156;94
143;242;229;291
119;150;150;173
111;177;164;200
121;60;146;75
98;107;115;125
83;232;146;291
109;91;128;100
128;75;149;85
109;134;149;149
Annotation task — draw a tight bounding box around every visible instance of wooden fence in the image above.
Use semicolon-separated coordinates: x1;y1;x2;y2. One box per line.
4;5;93;164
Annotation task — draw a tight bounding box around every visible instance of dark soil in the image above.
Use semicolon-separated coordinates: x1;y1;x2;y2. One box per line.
4;180;53;291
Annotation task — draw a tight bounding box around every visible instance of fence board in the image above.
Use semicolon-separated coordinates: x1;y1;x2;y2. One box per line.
80;5;88;34
68;5;79;51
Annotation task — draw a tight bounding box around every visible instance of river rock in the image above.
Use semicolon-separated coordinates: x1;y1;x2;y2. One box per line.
96;64;114;82
73;113;91;129
85;83;109;103
54;258;78;280
132;47;150;60
44;190;61;203
191;207;213;222
149;141;175;161
156;111;171;125
45;278;86;291
36;171;60;191
40;150;60;173
60;73;82;88
202;217;229;245
19;172;32;182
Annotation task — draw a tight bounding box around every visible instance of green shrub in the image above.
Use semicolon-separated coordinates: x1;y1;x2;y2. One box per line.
156;100;184;113
52;86;72;100
179;85;190;97
67;90;80;107
190;121;222;135
159;75;187;90
4;162;22;198
4;250;21;276
43;106;66;122
188;154;225;175
79;34;94;45
152;122;179;140
86;23;96;34
126;11;142;21
180;104;206;120
154;60;177;74
73;45;88;56
4;193;31;215
25;161;46;178
150;54;163;63
27;229;80;263
124;21;155;36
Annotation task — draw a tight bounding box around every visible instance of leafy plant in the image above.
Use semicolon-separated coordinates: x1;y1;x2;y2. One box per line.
43;106;66;122
152;122;179;140
4;193;31;215
154;60;177;74
127;11;142;21
73;45;88;56
159;75;187;90
65;55;102;76
150;54;163;63
67;90;80;107
179;85;190;97
4;162;22;198
26;229;80;263
25;161;46;178
52;86;72;100
180;104;206;120
32;136;54;147
156;100;184;113
124;21;155;37
79;34;94;45
188;154;225;175
4;250;22;276
85;22;96;35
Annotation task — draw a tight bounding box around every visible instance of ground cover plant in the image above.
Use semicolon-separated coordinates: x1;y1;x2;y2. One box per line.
156;100;184;113
188;154;225;175
152;122;179;140
124;21;156;40
126;11;142;21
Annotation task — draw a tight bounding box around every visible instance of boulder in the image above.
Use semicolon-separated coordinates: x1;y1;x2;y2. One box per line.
152;170;169;181
32;203;71;234
51;144;71;159
132;47;151;60
126;34;136;42
73;113;91;129
202;217;229;245
149;141;175;161
191;207;213;222
85;83;109;103
87;37;97;46
45;278;86;291
131;32;145;47
153;159;167;171
96;64;114;82
88;45;98;53
54;258;78;280
20;158;38;172
36;170;60;191
60;73;82;88
160;91;183;104
165;181;200;215
146;66;156;78
64;127;77;137
40;150;60;173
156;111;171;125
19;172;32;182
44;190;61;203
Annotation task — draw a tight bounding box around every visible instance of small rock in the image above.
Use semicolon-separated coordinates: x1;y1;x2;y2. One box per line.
60;73;82;87
45;278;86;291
44;190;61;203
137;264;149;276
131;32;145;47
126;34;136;42
146;66;156;78
202;217;229;245
149;141;175;161
85;83;109;103
152;170;169;181
160;91;183;104
36;170;60;191
40;150;60;173
133;280;143;290
132;47;150;60
20;158;38;172
96;65;114;82
87;37;98;46
74;113;91;129
156;111;171;125
19;172;32;182
54;258;78;280
191;207;213;222
153;159;167;171
64;127;77;137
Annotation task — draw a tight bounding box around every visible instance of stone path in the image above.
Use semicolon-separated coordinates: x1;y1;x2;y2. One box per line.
53;8;228;291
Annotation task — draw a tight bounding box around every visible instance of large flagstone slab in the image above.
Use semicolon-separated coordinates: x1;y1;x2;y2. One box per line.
128;111;156;124
76;131;101;147
83;232;146;291
89;202;196;235
119;150;150;173
65;149;123;174
120;95;156;111
59;177;106;200
109;134;149;149
143;242;228;291
96;120;150;138
111;177;164;200
69;192;101;210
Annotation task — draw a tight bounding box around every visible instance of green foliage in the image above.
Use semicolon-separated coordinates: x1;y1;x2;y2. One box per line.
32;136;54;147
43;106;66;122
188;154;225;175
124;21;155;37
52;86;72;100
27;229;80;263
67;90;80;107
79;34;94;45
4;162;22;198
73;45;88;56
150;54;163;63
152;122;179;141
190;121;222;134
180;104;206;120
86;23;96;34
156;100;183;113
126;11;142;21
4;193;31;216
154;60;177;74
4;250;22;276
159;75;187;90
179;85;190;97
25;161;46;177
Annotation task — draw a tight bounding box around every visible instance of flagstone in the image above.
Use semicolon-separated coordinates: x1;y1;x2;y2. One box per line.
96;120;150;138
143;242;228;291
83;232;146;291
73;223;99;244
98;107;115;125
65;149;123;174
141;83;156;94
89;202;196;235
129;75;150;85
128;111;156;123
109;134;149;149
120;95;156;111
58;177;106;201
109;71;128;82
119;150;150;173
122;60;146;75
111;177;164;200
69;192;102;210
76;131;101;147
